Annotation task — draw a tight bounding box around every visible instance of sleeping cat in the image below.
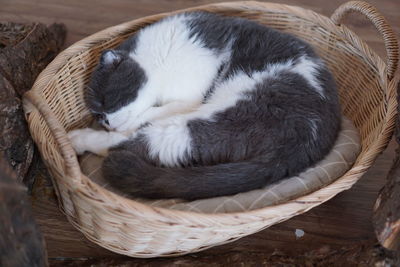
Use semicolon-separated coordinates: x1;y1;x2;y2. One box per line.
68;12;341;200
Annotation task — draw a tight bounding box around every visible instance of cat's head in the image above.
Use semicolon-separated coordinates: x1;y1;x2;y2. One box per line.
85;49;147;130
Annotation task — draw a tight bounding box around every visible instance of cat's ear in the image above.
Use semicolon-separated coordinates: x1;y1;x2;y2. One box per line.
100;50;121;67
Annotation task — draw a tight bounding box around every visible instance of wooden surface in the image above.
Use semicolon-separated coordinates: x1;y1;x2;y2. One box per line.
1;0;399;263
49;241;400;266
374;152;400;251
373;83;400;252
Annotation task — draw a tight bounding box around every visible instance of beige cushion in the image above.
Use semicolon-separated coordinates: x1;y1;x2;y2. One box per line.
79;117;360;213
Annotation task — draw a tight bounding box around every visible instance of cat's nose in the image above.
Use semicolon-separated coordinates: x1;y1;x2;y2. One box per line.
95;113;105;121
100;119;114;131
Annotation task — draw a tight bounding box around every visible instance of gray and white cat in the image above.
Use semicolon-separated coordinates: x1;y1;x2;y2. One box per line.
68;12;341;200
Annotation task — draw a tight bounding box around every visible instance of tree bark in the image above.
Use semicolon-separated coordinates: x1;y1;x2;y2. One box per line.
0;20;66;267
0;22;66;188
0;155;48;267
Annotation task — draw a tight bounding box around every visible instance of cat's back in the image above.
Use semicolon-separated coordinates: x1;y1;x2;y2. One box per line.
130;13;230;102
132;14;198;65
131;12;314;69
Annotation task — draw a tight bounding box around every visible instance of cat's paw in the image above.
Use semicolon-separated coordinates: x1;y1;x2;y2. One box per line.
115;120;139;133
68;128;127;156
67;128;95;155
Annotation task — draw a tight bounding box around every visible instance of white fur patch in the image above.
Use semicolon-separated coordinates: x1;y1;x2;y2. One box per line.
68;128;127;156
123;101;200;133
142;116;193;167
130;14;227;107
291;56;324;97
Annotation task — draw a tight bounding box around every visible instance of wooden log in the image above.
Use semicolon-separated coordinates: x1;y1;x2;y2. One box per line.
0;22;66;188
0;155;48;267
373;83;400;251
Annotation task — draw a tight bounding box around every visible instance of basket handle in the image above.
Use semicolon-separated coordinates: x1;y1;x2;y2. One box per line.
331;1;399;80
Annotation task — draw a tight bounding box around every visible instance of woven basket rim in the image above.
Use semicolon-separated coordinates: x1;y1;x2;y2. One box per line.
24;1;398;224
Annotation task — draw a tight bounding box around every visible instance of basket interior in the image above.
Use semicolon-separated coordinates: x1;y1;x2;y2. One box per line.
27;4;389;202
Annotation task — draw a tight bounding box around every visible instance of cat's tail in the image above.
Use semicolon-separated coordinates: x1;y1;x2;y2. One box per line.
102;150;285;200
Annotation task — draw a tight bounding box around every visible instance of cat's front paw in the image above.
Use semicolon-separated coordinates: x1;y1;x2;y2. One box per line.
68;128;127;156
115;120;141;134
67;128;95;155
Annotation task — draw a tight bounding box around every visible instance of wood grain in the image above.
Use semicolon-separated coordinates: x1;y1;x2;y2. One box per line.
2;0;399;262
50;241;400;266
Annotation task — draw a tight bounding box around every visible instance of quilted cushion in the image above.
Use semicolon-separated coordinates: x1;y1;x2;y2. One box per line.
79;117;360;213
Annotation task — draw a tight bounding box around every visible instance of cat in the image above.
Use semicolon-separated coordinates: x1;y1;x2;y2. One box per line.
68;11;341;200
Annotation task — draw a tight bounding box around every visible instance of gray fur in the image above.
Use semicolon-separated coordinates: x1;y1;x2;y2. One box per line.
87;12;341;200
85;39;145;115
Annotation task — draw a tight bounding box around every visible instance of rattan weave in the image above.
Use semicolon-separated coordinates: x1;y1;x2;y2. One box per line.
23;1;399;257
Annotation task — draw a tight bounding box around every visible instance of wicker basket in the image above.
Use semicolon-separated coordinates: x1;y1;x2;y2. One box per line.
23;1;399;257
